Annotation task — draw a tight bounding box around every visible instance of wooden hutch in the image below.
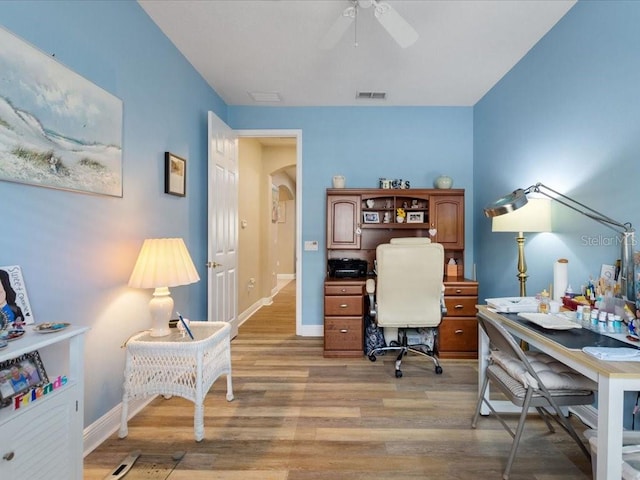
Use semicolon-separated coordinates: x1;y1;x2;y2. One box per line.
324;188;478;359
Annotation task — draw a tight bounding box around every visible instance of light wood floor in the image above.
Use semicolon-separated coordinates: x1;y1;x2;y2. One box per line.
84;280;592;479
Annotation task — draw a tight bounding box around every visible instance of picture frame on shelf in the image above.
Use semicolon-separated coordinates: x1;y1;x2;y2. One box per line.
363;212;380;224
0;265;34;326
0;350;49;408
406;212;424;223
164;152;186;197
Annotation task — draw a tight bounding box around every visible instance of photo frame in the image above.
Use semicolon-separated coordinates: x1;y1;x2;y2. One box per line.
0;265;34;326
363;212;380;224
0;350;48;408
406;212;424;223
164;152;186;197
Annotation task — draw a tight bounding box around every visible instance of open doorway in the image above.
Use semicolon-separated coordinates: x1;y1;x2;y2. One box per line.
235;130;302;335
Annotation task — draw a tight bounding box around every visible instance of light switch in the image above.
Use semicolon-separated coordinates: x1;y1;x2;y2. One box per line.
304;240;318;251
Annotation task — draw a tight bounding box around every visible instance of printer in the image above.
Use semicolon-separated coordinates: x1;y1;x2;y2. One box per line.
327;258;368;278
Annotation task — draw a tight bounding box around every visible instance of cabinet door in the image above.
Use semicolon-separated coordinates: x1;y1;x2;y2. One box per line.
327;195;361;249
429;194;464;249
0;386;81;480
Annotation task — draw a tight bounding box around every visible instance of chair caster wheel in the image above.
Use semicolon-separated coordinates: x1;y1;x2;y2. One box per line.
395;370;403;378
435;366;443;375
368;355;377;362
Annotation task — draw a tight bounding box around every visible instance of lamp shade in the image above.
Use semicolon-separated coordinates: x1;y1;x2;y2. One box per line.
492;198;552;233
128;238;200;289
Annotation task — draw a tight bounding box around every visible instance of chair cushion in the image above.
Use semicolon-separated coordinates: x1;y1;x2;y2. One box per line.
490;350;596;391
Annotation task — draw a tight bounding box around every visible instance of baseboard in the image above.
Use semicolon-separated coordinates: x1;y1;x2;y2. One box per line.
298;323;323;337
237;298;268;328
83;396;154;457
277;273;295;280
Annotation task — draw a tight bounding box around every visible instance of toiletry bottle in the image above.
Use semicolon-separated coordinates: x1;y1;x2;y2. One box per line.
538;289;550;314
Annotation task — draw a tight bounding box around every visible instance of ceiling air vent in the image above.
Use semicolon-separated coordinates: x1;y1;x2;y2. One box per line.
248;91;282;103
356;91;386;100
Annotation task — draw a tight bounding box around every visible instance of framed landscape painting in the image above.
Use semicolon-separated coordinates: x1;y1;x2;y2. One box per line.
0;26;123;197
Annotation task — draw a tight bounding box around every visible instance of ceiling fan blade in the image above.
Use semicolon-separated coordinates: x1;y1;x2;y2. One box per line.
319;5;356;50
374;1;418;48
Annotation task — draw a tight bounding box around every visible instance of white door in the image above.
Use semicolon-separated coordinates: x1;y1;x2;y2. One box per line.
207;111;239;337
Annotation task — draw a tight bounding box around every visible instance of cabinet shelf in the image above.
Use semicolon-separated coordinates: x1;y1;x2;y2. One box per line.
361;223;429;229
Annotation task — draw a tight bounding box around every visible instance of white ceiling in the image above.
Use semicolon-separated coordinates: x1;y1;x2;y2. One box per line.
139;0;576;107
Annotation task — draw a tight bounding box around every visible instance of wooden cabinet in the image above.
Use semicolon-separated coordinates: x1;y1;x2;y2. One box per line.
325;188;475;359
323;279;365;357
0;326;88;479
430;193;464;250
439;279;478;359
327;188;465;275
327;195;361;249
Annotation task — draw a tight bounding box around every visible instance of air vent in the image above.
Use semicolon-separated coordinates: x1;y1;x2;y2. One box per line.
356;91;386;100
248;91;282;102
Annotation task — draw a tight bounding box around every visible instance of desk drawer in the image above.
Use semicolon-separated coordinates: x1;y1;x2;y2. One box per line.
325;284;363;296
444;284;478;296
324;295;363;316
439;318;478;352
324;317;363;351
444;296;477;317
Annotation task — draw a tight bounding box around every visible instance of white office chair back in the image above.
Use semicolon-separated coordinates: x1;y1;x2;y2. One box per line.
376;238;444;328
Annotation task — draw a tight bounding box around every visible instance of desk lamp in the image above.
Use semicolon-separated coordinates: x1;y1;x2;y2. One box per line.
491;198;551;296
128;238;200;337
485;183;635;300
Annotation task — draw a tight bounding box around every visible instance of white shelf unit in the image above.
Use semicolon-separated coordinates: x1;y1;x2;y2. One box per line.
0;326;88;480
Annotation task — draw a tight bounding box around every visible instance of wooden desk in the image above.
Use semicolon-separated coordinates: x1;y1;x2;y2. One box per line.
119;321;234;441
477;305;640;480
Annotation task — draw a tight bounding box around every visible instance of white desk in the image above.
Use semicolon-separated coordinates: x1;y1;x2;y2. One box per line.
477;305;640;480
119;321;234;441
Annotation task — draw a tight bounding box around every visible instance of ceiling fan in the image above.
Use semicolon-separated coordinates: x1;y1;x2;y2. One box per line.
320;0;419;49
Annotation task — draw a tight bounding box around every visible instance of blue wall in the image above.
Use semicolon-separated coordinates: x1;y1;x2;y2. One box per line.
228;106;474;328
474;0;640;427
0;0;226;425
474;0;640;304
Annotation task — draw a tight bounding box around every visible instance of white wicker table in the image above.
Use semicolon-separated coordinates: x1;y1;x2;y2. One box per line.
118;321;234;441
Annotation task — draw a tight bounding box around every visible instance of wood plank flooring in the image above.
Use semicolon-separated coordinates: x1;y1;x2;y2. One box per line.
84;280;592;479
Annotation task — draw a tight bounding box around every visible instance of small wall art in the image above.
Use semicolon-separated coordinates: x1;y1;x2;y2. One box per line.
165;152;186;197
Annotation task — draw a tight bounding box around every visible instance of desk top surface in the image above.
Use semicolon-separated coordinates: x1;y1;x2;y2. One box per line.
478;305;640;379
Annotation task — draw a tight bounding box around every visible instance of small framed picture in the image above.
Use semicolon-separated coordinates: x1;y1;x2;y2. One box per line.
164;152;186;197
406;212;424;223
363;212;380;224
0;350;49;408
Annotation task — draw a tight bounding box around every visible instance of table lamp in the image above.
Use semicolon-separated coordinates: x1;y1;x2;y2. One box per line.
128;238;200;337
486;182;635;301
491;197;552;296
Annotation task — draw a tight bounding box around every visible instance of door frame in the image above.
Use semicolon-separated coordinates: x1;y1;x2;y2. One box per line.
235;129;303;336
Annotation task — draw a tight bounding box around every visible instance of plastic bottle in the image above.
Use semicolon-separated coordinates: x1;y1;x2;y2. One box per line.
591;308;600;330
583;305;591;326
538;289;550;314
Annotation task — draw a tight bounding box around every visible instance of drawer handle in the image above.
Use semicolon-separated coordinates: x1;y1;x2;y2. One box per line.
340;329;348;333
455;289;462;293
340;288;347;292
339;304;349;308
455;329;464;335
454;304;464;309
3;451;15;461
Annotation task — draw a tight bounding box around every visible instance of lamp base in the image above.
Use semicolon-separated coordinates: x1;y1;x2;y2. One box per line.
149;287;173;337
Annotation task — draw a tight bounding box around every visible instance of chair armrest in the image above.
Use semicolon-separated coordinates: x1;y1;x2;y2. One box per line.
366;278;377;317
440;285;447;317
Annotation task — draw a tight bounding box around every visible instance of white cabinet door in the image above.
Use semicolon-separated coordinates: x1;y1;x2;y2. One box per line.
0;385;81;480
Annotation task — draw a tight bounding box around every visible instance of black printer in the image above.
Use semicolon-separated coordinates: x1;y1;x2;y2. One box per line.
327;258;368;278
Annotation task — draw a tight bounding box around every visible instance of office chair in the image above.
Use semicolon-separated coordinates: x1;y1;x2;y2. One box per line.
471;313;595;480
366;237;445;377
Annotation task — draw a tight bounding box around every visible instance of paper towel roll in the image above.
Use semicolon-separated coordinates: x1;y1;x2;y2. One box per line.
553;258;569;302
